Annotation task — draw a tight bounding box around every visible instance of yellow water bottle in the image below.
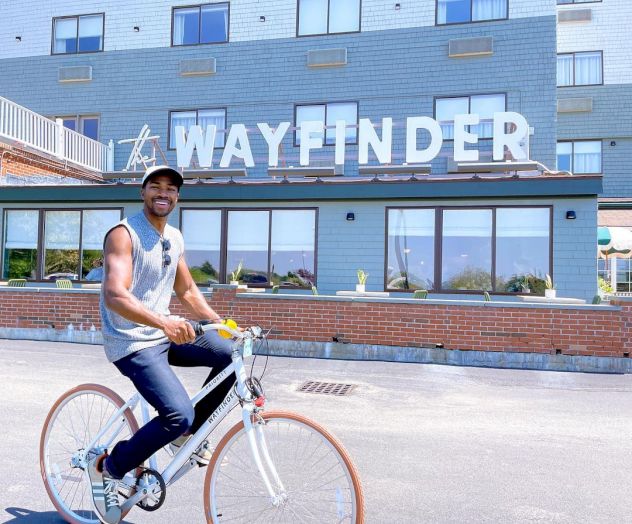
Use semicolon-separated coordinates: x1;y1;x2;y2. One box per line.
219;318;238;338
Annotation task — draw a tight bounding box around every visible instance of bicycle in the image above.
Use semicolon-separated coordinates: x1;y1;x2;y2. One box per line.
39;321;365;523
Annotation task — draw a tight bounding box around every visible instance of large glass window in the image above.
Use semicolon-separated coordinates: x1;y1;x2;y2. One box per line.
173;3;229;45
442;209;493;291
298;0;360;36
495;208;550;293
271;210;316;287
295;102;358;145
169;108;226;149
557;52;602;87
2;208;120;281
556;140;602;174
435;94;505;139
227;211;270;285
2;210;39;280
181;210;222;285
437;0;507;25
387;209;435;291
81;210;120;280
43;211;81;280
53;14;104;54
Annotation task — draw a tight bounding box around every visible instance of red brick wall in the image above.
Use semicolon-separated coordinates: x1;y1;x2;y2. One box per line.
1;288;630;358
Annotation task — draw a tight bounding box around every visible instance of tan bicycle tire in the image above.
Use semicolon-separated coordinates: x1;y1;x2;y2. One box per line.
40;383;140;524
203;410;365;523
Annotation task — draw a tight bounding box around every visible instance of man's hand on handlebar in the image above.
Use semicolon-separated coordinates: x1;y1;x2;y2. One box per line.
161;316;197;345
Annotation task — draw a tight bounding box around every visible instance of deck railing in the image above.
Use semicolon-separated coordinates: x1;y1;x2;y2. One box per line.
0;96;110;172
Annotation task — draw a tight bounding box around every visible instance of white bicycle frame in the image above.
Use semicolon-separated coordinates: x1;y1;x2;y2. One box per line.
80;324;286;513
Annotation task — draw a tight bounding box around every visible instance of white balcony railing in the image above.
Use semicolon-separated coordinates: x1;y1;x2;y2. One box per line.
0;95;111;173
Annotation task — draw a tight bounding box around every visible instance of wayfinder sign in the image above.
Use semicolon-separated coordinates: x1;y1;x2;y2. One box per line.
175;112;529;169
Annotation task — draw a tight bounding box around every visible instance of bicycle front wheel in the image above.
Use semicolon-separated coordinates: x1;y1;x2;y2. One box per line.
40;383;139;524
203;410;364;523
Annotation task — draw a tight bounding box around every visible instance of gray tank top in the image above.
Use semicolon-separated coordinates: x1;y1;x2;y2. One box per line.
99;211;184;363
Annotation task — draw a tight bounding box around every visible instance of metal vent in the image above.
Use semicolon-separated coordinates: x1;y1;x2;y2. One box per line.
298;381;356;396
558;9;592;23
557;97;593;113
448;37;493;58
307;48;347;68
58;65;92;83
180;58;216;76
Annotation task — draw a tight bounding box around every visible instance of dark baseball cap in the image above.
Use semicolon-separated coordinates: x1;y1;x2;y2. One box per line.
141;165;184;188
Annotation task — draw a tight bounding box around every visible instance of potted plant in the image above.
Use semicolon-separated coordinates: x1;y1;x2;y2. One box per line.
544;274;556;298
230;261;243;286
521;275;530;294
356;269;368;293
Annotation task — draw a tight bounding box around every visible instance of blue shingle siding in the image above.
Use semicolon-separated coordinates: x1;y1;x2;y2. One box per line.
557;84;632;197
0;16;557;174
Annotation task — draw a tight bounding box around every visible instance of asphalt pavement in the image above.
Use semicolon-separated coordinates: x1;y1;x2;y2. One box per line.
1;338;632;523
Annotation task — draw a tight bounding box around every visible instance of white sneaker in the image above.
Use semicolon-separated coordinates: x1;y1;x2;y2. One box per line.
169;435;213;466
87;453;121;524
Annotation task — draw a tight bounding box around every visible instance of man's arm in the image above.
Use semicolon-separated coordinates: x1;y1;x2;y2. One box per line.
173;254;223;322
102;226;195;344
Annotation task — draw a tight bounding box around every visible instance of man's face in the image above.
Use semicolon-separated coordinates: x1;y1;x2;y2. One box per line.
141;174;179;218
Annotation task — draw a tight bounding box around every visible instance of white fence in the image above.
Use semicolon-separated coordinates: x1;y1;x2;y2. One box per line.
0;96;111;173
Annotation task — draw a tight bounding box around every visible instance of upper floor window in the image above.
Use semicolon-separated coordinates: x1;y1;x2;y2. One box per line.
52;14;104;54
437;0;507;25
557;0;601;4
297;0;360;36
295;102;358;145
557;52;602;87
172;3;229;46
556;140;602;173
435;93;505;139
55;115;100;141
169;108;226;149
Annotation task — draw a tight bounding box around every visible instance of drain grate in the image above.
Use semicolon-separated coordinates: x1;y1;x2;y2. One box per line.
298;381;356;396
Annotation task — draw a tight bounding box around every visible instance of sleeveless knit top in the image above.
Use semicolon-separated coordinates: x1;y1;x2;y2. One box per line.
100;211;184;363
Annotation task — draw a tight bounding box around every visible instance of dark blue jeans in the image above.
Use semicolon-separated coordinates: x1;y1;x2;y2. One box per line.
105;331;234;479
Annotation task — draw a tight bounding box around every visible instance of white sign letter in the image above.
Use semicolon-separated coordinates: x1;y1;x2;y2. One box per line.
406;117;443;163
220;124;255;168
359;118;392;165
493;111;529;161
299;120;324;166
176;125;216;168
257;122;290;167
335;120;346;166
453;113;479;162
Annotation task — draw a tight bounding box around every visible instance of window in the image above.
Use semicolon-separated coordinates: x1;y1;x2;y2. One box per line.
556;140;602;173
2;208;120;281
52;14;104;54
437;0;507;25
172;3;229;45
297;0;360;36
435;94;505;139
55;115;100;141
295;102;358;145
181;208;317;287
387;209;435;290
386;207;551;293
169;108;226;149
2;210;39;280
557;52;602;87
557;0;601;4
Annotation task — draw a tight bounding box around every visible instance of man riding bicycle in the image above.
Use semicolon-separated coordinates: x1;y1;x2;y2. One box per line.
88;165;233;524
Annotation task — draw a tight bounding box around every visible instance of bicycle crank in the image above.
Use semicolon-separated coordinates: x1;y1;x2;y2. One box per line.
135;468;166;511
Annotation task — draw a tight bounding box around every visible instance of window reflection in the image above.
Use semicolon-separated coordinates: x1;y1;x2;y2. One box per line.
441;209;492;290
182;210;222;285
227;211;270;284
81;210;120;281
2;210;39;280
271;210;316;287
387;209;435;290
44;211;81;280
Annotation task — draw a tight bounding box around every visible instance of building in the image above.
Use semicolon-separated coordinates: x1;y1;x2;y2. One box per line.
556;0;632;293
0;0;602;300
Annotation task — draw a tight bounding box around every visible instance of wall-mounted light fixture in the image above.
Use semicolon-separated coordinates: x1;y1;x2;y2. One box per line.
566;210;576;220
395;3;401;9
346;212;355;221
133;26;140;32
15;36;22;42
610;140;616;147
259;15;266;22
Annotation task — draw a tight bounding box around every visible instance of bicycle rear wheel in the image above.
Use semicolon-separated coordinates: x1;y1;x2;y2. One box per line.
203;410;364;523
40;383;139;524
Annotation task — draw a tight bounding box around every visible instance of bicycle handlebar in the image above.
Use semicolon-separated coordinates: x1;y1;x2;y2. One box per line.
189;320;263;340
